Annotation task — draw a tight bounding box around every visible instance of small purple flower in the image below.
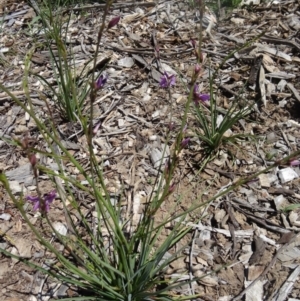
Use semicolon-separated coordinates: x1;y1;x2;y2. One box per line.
181;137;190;148
194;64;201;74
193;84;210;105
290;159;300;166
95;74;107;90
27;190;56;213
160;72;176;88
93;121;101;135
107;16;120;29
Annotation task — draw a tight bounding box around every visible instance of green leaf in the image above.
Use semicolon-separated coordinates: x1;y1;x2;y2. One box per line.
282;204;300;212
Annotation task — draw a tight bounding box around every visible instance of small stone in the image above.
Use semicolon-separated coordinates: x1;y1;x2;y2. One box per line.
0;213;11;221
278;167;299;183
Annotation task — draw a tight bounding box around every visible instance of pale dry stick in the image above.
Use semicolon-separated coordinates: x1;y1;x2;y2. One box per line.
273;265;300;301
232;234;300;301
61;1;156;14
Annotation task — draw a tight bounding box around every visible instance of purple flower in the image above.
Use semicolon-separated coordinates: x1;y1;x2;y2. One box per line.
193;84;210;105
181;137;190;148
290;159;300;166
95;74;107;90
27;190;56;213
160;72;176;88
107;16;120;29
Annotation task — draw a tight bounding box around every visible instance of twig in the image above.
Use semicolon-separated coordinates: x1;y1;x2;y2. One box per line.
61;1;156;13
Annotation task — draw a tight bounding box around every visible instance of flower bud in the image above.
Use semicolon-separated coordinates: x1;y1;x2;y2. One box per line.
93;121;101;135
195;64;201;74
107;16;120;29
29;153;37;167
168;183;176;194
290;159;300;166
94;74;107;90
181;138;190;148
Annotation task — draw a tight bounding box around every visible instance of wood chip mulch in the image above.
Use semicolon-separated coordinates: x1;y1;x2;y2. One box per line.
1;0;300;300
